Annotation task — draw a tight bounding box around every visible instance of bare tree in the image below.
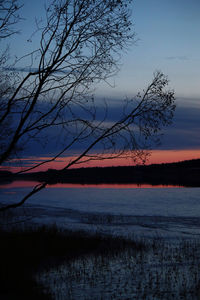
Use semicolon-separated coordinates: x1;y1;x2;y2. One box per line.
0;0;175;211
0;0;22;159
0;0;22;38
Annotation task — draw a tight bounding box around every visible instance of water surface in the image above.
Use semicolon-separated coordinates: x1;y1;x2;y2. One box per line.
1;181;200;238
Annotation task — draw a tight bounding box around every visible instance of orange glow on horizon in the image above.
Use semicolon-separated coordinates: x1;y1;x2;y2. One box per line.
146;150;200;165
0;149;200;173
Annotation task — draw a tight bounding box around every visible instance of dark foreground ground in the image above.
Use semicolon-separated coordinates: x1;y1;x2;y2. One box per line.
0;221;143;300
1;217;200;299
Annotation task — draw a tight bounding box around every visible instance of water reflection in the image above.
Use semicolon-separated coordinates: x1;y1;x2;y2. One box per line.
0;180;183;189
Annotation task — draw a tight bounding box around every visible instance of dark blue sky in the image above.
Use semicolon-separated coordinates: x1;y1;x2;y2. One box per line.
7;0;200;99
3;0;200;162
18;96;199;158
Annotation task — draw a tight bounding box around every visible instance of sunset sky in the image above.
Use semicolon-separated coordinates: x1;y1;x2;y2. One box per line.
2;0;200;170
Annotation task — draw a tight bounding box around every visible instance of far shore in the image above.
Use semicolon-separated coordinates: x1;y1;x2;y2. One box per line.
1;158;200;187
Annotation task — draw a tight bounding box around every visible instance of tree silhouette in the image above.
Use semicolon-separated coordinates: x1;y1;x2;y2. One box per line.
0;0;175;211
0;0;22;38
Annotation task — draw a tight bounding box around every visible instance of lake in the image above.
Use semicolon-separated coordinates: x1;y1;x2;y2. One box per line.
1;181;200;299
1;181;200;239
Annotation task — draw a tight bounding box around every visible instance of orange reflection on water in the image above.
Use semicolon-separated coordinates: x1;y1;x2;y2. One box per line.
47;183;183;189
0;181;183;189
0;181;40;189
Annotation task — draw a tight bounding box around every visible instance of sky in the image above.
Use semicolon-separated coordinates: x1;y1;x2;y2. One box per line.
11;0;200;99
2;0;200;170
97;0;200;99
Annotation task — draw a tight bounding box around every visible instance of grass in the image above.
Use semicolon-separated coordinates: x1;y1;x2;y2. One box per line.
37;236;200;300
1;220;200;299
0;224;145;299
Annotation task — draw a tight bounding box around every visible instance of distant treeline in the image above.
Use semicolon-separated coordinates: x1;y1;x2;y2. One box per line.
1;158;200;187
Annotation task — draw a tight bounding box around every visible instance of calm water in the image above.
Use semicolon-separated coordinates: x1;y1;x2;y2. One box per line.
1;181;200;238
1;182;200;299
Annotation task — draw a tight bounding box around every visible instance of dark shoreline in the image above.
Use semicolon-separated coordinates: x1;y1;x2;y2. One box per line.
1;158;200;187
